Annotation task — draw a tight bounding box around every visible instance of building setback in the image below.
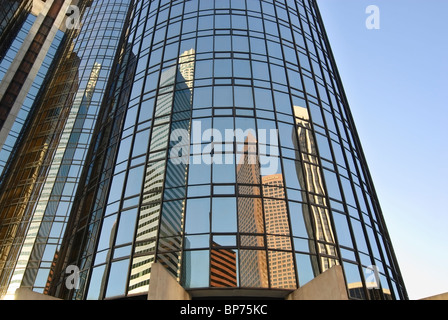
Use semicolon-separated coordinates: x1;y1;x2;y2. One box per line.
0;0;407;300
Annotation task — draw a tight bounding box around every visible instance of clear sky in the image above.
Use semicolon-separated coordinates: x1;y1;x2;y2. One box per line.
316;0;448;300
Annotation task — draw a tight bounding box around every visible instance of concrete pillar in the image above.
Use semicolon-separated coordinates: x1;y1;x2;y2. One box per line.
420;293;448;300
287;265;349;300
14;288;61;300
147;263;191;300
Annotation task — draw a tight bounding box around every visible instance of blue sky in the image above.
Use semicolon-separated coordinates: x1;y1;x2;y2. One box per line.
316;0;448;300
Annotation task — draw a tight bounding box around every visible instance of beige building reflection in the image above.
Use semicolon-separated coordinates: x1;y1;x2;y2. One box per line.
232;105;340;290
348;282;392;300
237;133;268;288
293;105;338;274
236;134;296;289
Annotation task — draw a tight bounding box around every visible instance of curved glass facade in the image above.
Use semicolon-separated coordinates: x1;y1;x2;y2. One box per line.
48;0;407;300
0;0;133;299
0;0;33;61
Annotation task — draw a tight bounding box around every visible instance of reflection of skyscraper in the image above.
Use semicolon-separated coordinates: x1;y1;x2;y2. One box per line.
236;136;296;289
130;49;195;294
0;48;81;299
50;41;138;300
0;0;33;61
0;0;135;300
1;1;408;301
262;174;297;289
293;105;339;275
236;134;268;288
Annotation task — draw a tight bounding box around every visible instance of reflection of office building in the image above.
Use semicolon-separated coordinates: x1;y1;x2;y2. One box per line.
236;135;268;288
0;0;133;300
293;106;338;274
131;49;195;293
0;0;67;177
0;1;75;299
210;242;237;288
0;0;33;61
1;1;407;300
262;174;297;289
348;282;392;300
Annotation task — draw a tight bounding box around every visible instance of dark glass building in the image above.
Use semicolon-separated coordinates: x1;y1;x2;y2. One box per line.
0;0;407;300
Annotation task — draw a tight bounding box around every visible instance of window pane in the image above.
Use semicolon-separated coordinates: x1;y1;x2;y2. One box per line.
212;197;237;232
124;166;144;197
116;209;138;245
344;262;366;299
289;201;311;238
185;198;210;234
296;253;318;287
105;259;130;299
182;250;210;288
254;88;273;110
333;212;353;248
214;86;233;107
234;86;253;108
214;59;232;77
240;250;268;288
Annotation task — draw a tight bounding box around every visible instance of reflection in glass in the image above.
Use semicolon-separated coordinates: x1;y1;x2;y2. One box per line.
182;250;209;288
0;33;86;298
185;198;210;234
38;0;406;300
240;250;268;288
210;243;238;288
293;105;338;276
262;174;297;289
212;198;237;233
131;49;195;292
105;259;130;299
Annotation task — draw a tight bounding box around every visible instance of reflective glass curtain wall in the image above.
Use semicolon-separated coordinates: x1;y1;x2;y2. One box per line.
51;0;407;300
0;0;133;299
0;0;33;61
0;13;64;179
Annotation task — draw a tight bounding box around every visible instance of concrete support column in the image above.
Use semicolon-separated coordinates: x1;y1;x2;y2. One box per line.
420;293;448;300
287;265;349;300
147;263;191;300
14;288;61;300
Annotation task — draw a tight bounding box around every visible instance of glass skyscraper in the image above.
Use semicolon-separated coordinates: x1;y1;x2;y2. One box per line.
0;0;408;301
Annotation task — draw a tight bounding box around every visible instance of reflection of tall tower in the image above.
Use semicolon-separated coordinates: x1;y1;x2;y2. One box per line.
25;0;407;300
22;1;138;301
129;49;196;294
50;40;138;300
236;133;268;288
0;0;33;61
0;0;68;133
236;134;297;290
293;105;338;274
237;133;263;234
262;174;297;289
0;48;81;299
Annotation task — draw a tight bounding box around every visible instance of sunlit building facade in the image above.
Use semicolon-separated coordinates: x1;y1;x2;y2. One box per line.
0;0;133;299
0;0;407;300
